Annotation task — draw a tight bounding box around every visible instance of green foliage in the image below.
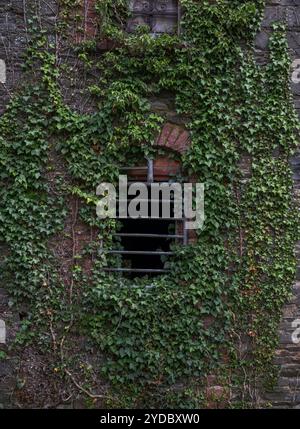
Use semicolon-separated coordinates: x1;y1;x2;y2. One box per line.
0;0;299;408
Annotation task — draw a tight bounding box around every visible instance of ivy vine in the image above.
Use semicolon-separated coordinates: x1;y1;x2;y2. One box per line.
0;0;299;408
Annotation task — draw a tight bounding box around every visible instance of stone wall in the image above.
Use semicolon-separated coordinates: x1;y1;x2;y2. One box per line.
254;0;300;408
0;0;58;409
1;0;300;408
0;0;57;114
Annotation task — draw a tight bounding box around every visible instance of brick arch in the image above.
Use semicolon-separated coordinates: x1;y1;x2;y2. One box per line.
155;123;191;155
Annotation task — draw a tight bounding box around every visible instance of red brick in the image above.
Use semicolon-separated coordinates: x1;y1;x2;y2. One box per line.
174;129;190;153
85;0;98;39
165;126;181;147
154;158;180;179
74;0;98;42
156;123;173;147
156;123;191;154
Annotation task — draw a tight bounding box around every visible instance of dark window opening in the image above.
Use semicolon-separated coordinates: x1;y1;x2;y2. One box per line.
115;213;178;278
127;0;180;35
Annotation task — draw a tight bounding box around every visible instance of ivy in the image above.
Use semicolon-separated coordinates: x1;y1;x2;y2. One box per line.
0;0;299;408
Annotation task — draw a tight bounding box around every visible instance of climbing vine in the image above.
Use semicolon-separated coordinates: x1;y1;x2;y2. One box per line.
0;0;299;408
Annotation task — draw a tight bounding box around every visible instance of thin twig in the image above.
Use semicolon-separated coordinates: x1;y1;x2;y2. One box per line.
69;198;78;305
64;369;108;400
22;0;29;43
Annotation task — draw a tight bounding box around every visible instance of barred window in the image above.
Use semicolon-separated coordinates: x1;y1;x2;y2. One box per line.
127;0;180;34
104;157;188;278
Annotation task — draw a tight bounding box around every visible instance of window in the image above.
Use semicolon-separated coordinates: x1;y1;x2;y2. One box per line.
127;0;180;35
104;157;188;278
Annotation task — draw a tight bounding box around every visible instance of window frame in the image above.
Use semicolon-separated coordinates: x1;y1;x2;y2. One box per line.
103;157;188;276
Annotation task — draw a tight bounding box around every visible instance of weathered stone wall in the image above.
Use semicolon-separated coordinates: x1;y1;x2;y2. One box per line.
0;0;57;114
0;0;58;409
1;0;300;408
254;0;300;408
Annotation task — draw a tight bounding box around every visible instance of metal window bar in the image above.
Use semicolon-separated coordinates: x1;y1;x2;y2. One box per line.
126;180;180;184
104;268;171;273
115;233;183;238
119;165;187;180
147;158;154;183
